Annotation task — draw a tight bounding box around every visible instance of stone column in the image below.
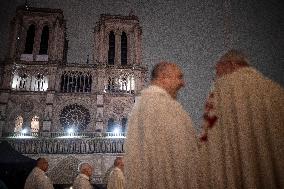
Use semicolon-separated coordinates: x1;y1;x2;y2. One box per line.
17;22;26;59
42;92;54;135
47;67;57;91
50;18;60;61
95;94;104;132
94;26;100;64
134;26;142;65
51;18;64;61
0;92;9;137
54;70;62;92
99;24;106;64
48;23;54;61
127;33;132;65
9;18;18;59
0;120;5;137
1;65;13;90
57;21;65;61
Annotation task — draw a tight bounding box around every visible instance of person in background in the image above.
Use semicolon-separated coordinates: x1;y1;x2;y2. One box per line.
24;157;54;189
200;49;284;189
124;62;200;189
107;157;125;189
73;162;94;189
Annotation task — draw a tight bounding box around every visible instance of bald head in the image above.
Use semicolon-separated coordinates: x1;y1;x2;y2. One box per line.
151;62;184;99
78;162;93;177
216;49;249;78
151;62;177;81
36;158;49;172
114;157;124;171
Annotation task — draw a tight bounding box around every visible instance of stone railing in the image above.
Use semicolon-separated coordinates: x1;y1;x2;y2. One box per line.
3;131;126;138
1;137;125;154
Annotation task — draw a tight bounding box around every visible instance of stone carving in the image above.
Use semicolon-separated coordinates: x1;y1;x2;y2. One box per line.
0;111;6;121
7;138;125;154
113;105;124;115
48;155;80;184
21;101;34;112
0;7;147;187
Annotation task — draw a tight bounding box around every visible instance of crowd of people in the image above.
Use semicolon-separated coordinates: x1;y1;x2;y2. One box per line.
18;49;284;189
22;157;125;189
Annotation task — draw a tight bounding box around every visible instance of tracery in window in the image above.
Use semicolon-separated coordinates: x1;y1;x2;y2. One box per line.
60;104;91;131
11;73;48;91
60;71;92;93
14;115;23;133
31;115;39;132
105;74;135;94
11;73;29;90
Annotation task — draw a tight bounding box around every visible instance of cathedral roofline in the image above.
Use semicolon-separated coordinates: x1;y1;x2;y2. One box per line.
99;14;139;22
16;5;63;15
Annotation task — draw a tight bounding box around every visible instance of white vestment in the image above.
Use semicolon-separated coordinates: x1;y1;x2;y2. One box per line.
24;167;54;189
73;174;93;189
107;167;125;189
201;67;284;189
124;85;199;189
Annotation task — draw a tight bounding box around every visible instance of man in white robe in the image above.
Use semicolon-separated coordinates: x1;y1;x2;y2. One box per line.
200;50;284;189
73;162;94;189
124;62;199;189
107;157;125;189
24;158;54;189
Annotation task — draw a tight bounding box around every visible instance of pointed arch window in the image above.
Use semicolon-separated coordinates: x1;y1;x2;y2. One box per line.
14;115;23;133
31;115;40;133
60;71;92;93
108;31;115;65
104;74;135;93
107;118;115;132
24;24;35;54
121;32;127;65
39;25;49;54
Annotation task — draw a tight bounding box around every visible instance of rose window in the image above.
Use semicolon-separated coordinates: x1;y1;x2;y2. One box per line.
60;104;90;131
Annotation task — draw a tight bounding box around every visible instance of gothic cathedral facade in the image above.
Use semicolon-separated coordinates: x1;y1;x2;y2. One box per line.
0;6;147;137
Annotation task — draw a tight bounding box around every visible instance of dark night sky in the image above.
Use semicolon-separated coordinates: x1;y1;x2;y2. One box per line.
0;0;283;130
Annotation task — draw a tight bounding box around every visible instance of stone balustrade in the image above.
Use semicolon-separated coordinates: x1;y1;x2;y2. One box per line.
3;131;126;138
0;135;125;154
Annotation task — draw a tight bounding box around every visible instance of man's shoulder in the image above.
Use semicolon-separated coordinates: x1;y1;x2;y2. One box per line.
75;174;90;182
140;89;172;104
73;175;92;189
26;167;39;178
74;174;84;180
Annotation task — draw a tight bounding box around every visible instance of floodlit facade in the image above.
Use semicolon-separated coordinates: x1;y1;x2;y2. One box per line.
0;5;147;185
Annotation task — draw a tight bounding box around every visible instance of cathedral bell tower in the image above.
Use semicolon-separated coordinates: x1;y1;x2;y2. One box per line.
93;14;147;133
0;6;67;136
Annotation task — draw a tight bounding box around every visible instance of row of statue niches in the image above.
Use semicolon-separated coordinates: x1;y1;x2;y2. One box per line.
8;139;125;154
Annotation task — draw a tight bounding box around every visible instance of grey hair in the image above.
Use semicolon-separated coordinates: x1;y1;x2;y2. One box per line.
78;162;91;172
